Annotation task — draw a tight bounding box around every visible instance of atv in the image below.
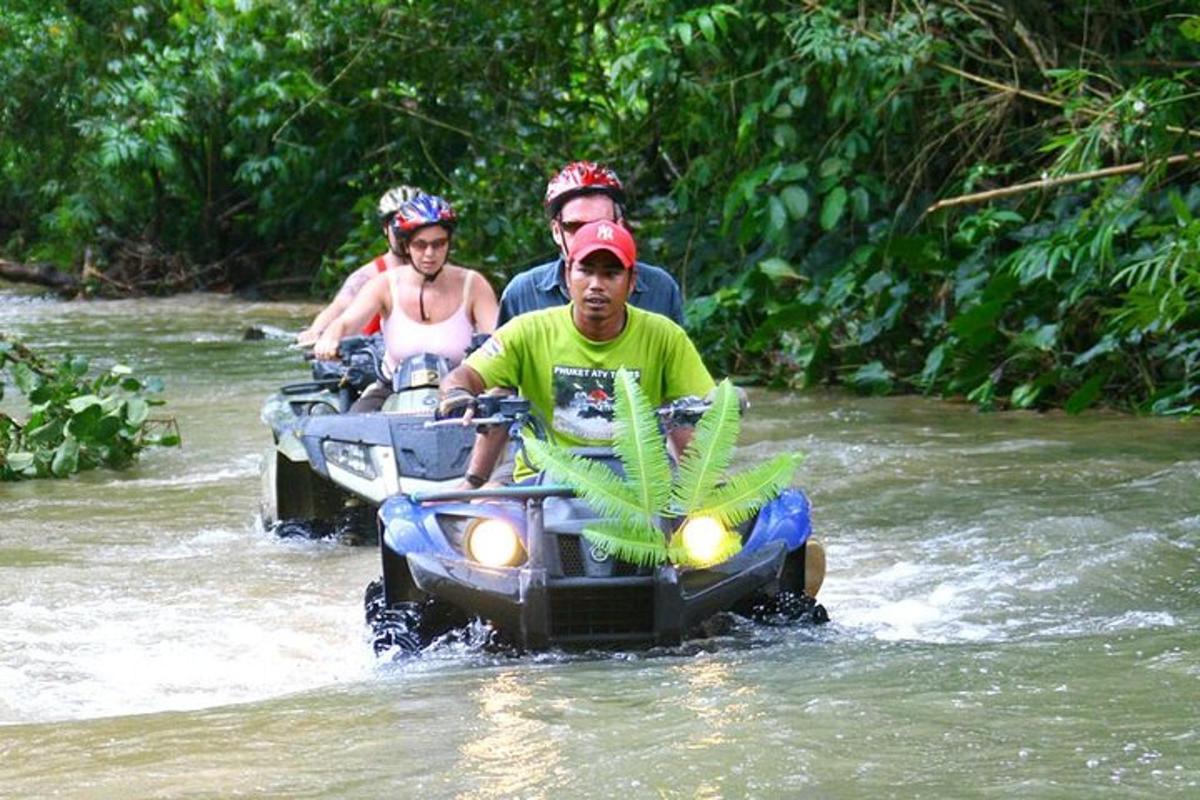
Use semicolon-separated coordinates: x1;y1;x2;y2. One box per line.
365;395;827;654
259;335;476;538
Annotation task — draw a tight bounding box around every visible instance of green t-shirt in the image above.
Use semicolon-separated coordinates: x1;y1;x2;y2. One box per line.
466;304;716;480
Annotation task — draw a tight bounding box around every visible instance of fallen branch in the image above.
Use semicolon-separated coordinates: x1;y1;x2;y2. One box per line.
925;150;1200;214
0;259;79;292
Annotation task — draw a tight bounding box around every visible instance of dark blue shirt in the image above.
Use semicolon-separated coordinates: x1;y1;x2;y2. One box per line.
498;257;684;326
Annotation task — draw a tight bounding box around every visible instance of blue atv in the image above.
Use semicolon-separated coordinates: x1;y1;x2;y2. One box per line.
259;335;475;539
364;395;828;654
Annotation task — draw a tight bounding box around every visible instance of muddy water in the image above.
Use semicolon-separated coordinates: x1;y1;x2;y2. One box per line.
1;290;1197;798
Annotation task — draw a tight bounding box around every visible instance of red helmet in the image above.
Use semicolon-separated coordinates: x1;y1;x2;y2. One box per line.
391;194;458;239
544;161;625;218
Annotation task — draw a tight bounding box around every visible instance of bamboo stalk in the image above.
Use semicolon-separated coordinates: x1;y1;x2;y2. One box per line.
925;150;1200;213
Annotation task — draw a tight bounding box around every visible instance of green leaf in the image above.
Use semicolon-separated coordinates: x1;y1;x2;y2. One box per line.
67;394;103;413
693;454;801;528
673;380;741;513
820;186;847;231
12;363;40;395
780;185;810;220
6;452;35;472
523;437;648;529
917;342;948;389
758;257;799;282
51;437;80;477
66;403;104;440
1065;372;1106;414
1010;382;1041;409
767;196;788;236
125;397;149;426
848;361;893;395
1014;324;1059;352
611;369;672;516
582;520;667;568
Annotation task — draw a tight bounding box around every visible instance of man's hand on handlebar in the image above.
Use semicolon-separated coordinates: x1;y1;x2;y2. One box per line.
437;387;477;423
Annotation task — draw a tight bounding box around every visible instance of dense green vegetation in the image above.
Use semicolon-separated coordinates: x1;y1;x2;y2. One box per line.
2;1;1198;414
0;334;179;480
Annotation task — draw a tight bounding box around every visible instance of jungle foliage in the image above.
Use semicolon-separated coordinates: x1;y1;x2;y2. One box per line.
2;1;1198;414
0;335;179;480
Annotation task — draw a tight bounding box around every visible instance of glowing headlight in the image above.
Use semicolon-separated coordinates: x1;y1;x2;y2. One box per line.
678;515;735;567
465;519;525;568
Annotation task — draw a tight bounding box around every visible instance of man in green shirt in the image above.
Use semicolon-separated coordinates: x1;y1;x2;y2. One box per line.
439;220;715;484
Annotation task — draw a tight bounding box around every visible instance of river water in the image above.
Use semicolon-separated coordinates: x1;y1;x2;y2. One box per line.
1;290;1196;798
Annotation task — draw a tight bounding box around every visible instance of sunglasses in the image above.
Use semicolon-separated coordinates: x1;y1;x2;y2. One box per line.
558;217;617;236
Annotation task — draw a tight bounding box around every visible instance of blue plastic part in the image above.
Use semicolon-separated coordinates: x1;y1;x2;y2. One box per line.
379;495;527;558
740;488;812;554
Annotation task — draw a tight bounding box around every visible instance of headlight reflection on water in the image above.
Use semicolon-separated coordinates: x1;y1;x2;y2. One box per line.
458;671;561;798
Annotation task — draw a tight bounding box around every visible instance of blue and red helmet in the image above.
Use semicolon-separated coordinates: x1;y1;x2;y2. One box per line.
544;161;625;218
391;193;458;239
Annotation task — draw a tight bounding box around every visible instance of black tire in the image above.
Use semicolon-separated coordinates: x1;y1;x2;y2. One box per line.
266;451;366;540
364;578;470;655
736;545;830;625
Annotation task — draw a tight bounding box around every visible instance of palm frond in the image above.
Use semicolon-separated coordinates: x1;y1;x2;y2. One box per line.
671;379;740;513
583;520;668;567
523;437;648;528
612;368;672;514
692;453;803;528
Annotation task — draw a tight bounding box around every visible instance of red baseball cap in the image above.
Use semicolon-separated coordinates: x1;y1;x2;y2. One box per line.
568;221;637;269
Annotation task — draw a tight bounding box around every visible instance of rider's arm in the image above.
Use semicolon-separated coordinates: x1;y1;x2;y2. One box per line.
439;364;511;486
312;274;390;360
441;362;486;397
297;295;351;346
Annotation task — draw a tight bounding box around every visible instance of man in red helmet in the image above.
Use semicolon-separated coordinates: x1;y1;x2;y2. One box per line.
439;221;713;486
496;161;684;326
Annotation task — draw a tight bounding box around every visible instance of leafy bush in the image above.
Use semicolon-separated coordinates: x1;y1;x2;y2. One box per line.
1;1;1197;415
0;335;179;480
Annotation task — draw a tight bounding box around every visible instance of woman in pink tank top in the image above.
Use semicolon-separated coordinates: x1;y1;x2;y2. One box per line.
313;193;498;412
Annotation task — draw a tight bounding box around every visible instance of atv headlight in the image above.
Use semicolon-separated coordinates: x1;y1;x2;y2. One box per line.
677;515;734;567
323;440;378;480
465;519;525;568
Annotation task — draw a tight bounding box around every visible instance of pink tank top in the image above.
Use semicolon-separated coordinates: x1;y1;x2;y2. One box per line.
382;269;477;372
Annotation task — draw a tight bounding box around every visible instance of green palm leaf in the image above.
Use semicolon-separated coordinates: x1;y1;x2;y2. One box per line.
612;368;672;515
523;436;649;529
692;453;803;528
582;520;668;567
671;378;740;513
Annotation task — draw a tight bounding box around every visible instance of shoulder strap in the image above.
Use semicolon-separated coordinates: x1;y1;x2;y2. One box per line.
460;269;474;307
374;256;388;273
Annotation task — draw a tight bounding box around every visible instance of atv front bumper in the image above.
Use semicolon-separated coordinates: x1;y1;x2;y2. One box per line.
406;540;788;649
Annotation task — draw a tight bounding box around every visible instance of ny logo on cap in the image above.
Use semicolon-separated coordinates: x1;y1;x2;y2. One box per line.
597;224;614;240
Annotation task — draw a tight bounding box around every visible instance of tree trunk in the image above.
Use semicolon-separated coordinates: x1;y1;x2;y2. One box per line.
0;260;79;292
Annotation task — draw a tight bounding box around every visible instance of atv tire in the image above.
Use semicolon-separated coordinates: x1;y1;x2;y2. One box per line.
262;451;359;539
735;544;830;625
364;579;470;656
